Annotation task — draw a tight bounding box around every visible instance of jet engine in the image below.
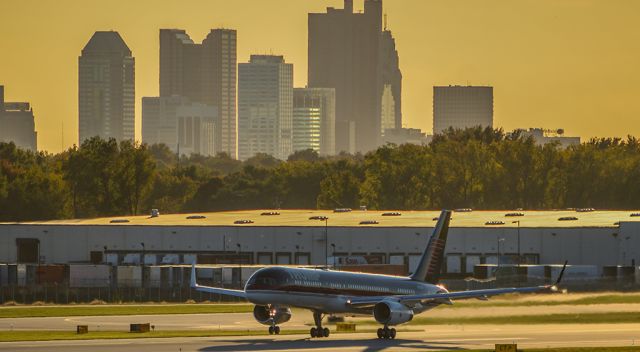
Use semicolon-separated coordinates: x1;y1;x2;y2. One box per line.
253;305;292;325
373;301;414;325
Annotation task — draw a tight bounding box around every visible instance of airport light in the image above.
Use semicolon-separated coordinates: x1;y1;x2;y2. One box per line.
312;216;329;268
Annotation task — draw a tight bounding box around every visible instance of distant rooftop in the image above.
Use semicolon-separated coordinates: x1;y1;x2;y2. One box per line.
249;55;285;64
5;209;638;228
82;31;131;55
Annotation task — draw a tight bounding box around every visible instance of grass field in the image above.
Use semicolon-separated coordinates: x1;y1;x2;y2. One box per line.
447;293;640;309
0;304;253;319
405;311;640;325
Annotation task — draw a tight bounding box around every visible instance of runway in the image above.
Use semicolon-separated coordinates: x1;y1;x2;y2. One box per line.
5;303;640;331
1;324;640;351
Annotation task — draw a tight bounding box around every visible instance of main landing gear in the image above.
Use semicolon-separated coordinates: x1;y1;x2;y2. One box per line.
268;325;280;335
309;311;330;338
377;326;396;339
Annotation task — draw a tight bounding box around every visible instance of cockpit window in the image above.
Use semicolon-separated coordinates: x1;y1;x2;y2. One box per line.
246;268;289;290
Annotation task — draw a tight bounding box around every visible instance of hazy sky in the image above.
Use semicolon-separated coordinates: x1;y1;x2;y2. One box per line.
1;0;639;153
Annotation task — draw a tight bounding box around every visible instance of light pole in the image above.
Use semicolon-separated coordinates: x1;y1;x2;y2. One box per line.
512;220;521;266
236;243;242;287
314;216;329;268
323;217;329;269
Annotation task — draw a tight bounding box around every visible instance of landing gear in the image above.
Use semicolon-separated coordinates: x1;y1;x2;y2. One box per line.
268;325;280;335
309;312;330;338
377;326;396;339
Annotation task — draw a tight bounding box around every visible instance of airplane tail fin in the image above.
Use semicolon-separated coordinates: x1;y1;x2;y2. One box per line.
410;210;452;283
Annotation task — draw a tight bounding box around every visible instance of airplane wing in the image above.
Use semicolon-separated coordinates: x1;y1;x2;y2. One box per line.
190;264;247;299
348;261;567;307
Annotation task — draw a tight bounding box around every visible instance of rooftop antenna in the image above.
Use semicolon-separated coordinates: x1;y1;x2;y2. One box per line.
384;13;388;30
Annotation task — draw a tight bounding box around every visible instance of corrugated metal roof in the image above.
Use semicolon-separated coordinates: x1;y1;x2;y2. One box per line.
5;210;638;228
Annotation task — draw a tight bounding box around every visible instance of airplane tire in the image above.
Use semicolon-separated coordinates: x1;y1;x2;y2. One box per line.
269;326;274;335
274;326;280;335
310;327;317;338
323;328;330;337
390;328;396;339
377;328;383;339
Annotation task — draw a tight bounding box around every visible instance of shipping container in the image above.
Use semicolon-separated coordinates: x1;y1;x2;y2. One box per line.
36;265;67;284
161;254;179;265
183;254;197;265
148;266;161;288
105;253;119;266
7;264;17;285
70;265;110;287
143;254;158;265
17;264;27;286
0;264;8;286
117;266;142;288
196;267;214;280
389;255;404;266
547;264;600;281
525;265;546;280
222;267;234;285
122;254;141;265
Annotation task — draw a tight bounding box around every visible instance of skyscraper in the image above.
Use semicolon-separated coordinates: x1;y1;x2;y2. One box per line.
78;31;135;143
0;85;37;151
433;86;493;134
159;28;237;158
142;96;218;156
293;88;335;156
380;29;402;131
238;55;293;160
309;0;401;154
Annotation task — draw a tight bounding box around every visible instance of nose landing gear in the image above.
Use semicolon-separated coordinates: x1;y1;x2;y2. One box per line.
268;325;280;335
376;326;396;339
309;311;330;338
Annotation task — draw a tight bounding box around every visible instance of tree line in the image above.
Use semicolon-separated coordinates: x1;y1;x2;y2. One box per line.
1;127;640;221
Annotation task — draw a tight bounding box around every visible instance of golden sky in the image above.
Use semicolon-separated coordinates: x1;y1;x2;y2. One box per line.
1;0;639;153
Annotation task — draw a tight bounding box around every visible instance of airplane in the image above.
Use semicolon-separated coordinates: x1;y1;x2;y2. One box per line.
190;209;567;339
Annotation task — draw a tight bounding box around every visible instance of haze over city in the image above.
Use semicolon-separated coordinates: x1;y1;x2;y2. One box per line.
1;0;639;153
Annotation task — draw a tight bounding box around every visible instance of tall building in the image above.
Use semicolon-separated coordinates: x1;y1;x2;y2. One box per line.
293;88;336;156
142;96;218;156
433;86;493;134
380;84;396;134
78;31;135;143
0;86;37;151
309;0;388;154
159;29;237;158
238;55;293;160
380;29;402;130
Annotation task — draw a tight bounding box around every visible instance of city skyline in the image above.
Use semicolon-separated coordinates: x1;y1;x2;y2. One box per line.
1;0;640;152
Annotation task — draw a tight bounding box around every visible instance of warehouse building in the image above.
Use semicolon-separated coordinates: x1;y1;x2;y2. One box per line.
1;210;639;274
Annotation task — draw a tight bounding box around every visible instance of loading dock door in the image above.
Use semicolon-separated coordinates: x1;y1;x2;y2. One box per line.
16;238;39;263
